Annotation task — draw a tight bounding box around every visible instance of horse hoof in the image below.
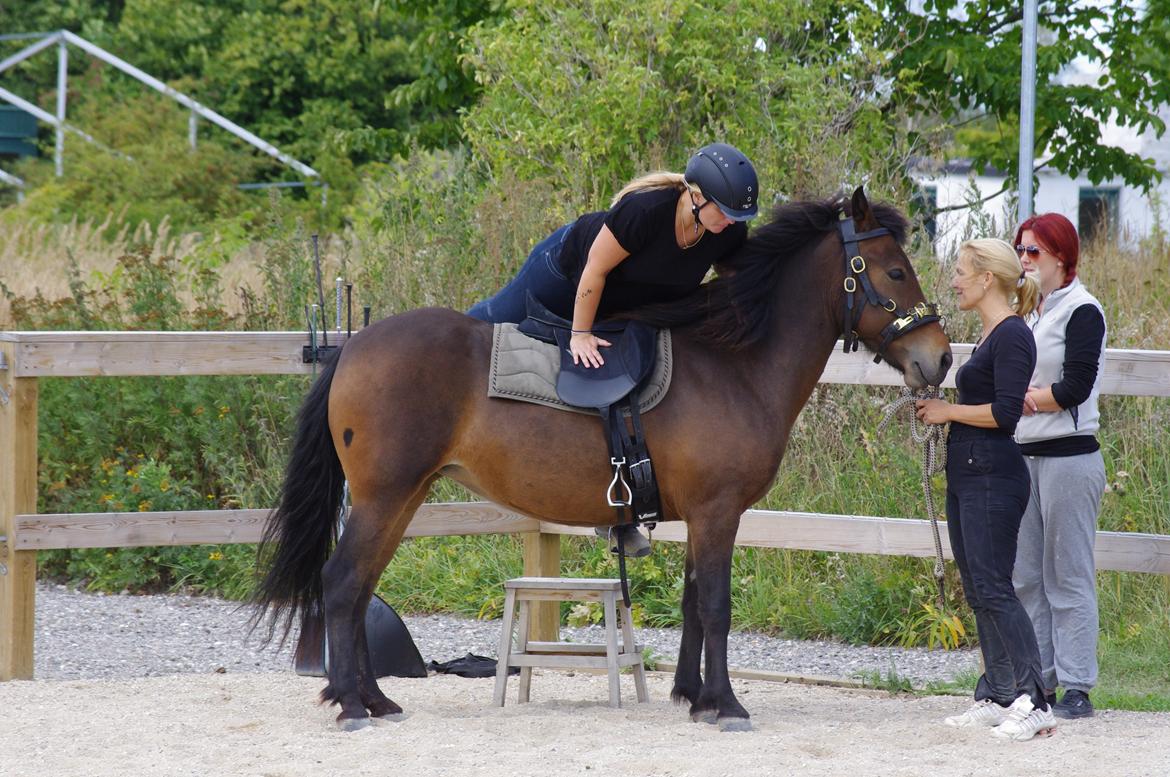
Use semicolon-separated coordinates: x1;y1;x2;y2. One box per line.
718;716;752;733
337;716;373;732
690;709;718;725
368;700;404;718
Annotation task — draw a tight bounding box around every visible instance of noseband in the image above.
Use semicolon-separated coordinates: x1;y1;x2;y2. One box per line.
838;218;941;364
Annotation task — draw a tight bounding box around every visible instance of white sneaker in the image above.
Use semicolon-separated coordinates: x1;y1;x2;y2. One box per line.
991;694;1058;741
943;699;1009;728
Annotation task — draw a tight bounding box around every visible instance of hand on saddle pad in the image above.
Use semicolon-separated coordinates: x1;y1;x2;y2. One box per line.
570;332;612;368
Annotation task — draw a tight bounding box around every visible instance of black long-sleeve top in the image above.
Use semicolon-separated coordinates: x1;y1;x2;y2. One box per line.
949;315;1037;438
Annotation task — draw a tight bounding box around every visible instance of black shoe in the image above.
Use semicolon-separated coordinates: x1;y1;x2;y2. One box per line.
594;525;651;558
1053;689;1094;719
1044;691;1057;709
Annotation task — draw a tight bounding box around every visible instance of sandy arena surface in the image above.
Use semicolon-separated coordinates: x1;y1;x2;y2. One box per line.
2;670;1168;777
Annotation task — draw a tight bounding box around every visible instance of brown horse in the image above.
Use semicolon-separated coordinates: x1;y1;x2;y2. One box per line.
252;188;952;731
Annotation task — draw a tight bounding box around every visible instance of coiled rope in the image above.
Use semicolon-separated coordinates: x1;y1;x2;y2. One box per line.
878;387;948;606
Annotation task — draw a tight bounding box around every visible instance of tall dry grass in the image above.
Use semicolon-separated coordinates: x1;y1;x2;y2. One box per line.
0;212;360;329
1;216;189;323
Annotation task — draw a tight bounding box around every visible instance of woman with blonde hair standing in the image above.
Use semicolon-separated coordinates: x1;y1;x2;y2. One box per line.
916;238;1056;741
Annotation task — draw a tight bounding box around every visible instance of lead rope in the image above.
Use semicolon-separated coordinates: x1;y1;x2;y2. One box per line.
878;387;948;607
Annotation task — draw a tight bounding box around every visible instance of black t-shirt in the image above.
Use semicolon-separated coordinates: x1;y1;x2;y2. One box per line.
951;315;1037;437
558;187;747;317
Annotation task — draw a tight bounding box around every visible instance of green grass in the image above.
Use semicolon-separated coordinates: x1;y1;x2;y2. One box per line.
901;604;1170;712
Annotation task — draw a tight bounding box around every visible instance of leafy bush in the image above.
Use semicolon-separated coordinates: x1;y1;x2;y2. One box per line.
10;93;264;235
463;0;908;203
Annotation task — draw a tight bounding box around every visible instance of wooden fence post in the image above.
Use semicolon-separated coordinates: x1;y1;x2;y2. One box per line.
522;528;561;642
0;343;37;681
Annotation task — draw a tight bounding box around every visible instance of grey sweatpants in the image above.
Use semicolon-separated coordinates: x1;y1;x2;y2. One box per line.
1012;450;1106;693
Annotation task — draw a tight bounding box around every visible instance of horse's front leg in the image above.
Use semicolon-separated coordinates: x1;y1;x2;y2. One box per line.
689;511;751;731
672;545;705;711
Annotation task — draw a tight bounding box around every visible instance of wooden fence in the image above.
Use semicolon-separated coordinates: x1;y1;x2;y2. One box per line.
2;331;1169;681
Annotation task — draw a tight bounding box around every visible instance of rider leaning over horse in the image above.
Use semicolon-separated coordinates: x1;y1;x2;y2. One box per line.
467;142;761;557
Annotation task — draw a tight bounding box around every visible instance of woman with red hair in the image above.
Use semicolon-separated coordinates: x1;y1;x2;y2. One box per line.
1012;212;1108;720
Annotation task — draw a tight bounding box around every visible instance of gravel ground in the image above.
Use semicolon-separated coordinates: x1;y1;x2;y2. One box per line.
34;582;979;685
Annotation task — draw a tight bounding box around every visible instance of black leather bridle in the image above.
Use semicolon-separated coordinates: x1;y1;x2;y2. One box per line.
838;218;941;364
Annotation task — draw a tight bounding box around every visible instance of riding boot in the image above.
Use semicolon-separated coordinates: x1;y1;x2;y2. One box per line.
593;525;651;558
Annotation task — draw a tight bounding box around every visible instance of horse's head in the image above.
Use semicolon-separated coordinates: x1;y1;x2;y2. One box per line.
839;187;952;388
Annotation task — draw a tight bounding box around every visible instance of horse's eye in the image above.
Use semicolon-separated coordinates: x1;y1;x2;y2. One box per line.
887;268;906;281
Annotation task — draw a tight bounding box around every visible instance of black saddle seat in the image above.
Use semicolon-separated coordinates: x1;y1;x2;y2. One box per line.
516;292;657;410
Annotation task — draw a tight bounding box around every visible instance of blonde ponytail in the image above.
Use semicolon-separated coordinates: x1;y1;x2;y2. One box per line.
610;172;697;207
1015;272;1040;318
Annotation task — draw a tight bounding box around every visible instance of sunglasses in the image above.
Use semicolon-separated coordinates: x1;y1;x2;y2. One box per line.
1015;244;1043;257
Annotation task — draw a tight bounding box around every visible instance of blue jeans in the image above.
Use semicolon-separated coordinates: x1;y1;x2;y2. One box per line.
946;431;1048;710
467;223;576;323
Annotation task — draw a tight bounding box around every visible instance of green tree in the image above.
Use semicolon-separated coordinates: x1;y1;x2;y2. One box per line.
461;0;907;206
382;0;505;151
109;0;417;164
877;0;1170;193
1;0;504;167
0;1;127;97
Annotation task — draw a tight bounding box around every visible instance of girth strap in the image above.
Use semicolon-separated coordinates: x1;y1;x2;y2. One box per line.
602;396;662;607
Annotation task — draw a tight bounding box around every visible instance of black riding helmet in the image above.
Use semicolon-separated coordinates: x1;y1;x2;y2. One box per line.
684;142;759;222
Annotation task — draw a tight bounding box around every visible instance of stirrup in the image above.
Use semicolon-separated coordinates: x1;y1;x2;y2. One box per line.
606;457;632;507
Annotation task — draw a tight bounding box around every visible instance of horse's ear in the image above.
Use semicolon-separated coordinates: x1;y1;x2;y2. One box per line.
851;186;877;230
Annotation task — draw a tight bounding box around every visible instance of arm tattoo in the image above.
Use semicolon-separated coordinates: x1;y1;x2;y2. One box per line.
576;288;594;301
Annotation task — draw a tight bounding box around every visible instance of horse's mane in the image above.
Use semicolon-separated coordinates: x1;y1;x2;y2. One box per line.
619;196;909;349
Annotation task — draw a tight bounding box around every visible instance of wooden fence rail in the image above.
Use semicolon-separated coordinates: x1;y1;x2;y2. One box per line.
2;331;1169;680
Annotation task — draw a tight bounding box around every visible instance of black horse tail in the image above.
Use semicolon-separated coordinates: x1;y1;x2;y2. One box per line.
250;353;345;645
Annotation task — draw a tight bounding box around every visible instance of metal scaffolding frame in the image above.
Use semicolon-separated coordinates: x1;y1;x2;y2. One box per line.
0;29;323;202
0;167;23;202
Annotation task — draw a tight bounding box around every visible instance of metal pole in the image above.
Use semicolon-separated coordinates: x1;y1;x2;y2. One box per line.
1018;0;1039;222
0;32;60;75
55;39;67;177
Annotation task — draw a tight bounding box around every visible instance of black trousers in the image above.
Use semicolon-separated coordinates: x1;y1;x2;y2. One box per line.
946;431;1048;710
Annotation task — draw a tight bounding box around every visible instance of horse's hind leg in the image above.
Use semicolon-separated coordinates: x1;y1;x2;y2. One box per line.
320;481;430;730
672;545;705;712
353;478;437;719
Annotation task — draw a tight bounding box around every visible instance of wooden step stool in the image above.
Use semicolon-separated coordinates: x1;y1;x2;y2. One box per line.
492;577;649;708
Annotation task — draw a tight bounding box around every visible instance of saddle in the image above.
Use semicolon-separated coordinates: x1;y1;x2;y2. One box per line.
517;293;657;408
518;294;663;597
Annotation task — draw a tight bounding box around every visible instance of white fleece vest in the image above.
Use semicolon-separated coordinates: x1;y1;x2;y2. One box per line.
1015;278;1106;444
